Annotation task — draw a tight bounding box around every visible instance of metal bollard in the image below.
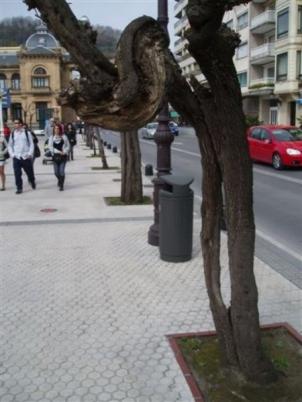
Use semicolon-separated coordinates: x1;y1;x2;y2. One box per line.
103;141;107;146
112;146;118;153
107;144;111;150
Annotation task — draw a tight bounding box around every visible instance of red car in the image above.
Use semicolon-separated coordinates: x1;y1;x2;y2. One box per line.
247;125;302;169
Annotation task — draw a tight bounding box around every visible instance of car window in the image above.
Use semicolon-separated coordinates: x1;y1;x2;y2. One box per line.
272;129;300;142
250;128;261;139
260;130;270;141
147;123;158;129
286;129;302;141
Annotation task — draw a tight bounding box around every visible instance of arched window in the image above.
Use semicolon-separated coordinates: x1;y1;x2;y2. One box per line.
11;73;21;90
0;73;6;91
32;66;49;88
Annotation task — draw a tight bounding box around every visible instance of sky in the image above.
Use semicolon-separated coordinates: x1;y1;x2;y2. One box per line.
0;0;176;45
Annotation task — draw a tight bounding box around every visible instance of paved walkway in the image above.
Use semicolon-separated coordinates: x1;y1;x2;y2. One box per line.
0;137;301;402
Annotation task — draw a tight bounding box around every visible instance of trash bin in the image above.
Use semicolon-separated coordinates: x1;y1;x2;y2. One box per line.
159;175;194;262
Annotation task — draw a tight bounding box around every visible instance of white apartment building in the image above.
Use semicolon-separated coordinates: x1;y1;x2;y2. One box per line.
174;0;302;125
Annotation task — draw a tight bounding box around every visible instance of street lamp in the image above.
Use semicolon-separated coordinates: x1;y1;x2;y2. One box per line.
148;0;174;246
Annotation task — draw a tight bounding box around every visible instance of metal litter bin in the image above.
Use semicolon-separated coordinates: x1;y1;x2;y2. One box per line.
159;175;194;262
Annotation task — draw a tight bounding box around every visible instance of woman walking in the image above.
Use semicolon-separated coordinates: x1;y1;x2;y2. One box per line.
0;134;8;191
48;123;70;191
65;122;77;160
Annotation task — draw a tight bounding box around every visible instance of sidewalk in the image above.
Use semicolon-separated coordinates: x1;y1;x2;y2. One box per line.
0;137;301;402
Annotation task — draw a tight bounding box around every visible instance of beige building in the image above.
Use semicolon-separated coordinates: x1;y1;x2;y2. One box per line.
174;0;302;125
0;23;76;129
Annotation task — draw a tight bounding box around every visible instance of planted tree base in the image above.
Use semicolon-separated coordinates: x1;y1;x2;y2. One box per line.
104;196;152;206
168;323;302;402
90;166;119;170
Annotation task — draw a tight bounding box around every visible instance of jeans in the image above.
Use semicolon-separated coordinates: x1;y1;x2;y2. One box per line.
53;160;66;177
13;157;35;190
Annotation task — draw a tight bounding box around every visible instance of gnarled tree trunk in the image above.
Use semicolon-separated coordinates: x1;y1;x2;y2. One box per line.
95;127;109;169
120;130;143;204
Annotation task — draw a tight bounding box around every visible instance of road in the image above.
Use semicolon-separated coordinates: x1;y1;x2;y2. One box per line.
100;128;302;287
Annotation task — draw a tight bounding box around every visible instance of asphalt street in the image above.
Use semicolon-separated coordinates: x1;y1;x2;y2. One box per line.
100;128;302;288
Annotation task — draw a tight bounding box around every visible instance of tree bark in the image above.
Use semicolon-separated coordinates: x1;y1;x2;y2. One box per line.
95;127;109;169
120;131;143;204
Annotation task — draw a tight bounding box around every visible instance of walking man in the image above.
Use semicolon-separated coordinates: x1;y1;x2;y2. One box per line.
8;118;36;194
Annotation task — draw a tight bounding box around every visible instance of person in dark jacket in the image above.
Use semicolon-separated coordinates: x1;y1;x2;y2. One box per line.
65;122;77;160
48;123;70;191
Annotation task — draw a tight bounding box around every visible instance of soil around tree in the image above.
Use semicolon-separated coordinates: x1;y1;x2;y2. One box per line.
104;196;152;206
168;324;302;402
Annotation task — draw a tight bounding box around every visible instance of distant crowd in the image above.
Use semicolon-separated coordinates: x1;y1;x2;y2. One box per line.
0;118;78;193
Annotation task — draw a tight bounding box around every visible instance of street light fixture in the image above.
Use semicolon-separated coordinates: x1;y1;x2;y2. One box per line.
148;0;174;246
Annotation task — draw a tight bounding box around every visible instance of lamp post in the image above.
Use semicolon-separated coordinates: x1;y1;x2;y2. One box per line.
148;0;174;246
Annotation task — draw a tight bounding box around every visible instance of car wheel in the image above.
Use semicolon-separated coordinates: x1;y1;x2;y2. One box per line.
272;153;283;170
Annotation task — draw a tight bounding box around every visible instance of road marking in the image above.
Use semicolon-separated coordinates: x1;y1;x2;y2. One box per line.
253;167;302;185
256;229;302;263
194;194;302;262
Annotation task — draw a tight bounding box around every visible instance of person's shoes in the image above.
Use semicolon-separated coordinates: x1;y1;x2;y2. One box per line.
31;181;36;189
59;187;64;191
0;187;5;191
16;189;22;194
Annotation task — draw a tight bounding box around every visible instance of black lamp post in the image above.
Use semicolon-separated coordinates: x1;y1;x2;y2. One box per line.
148;0;174;246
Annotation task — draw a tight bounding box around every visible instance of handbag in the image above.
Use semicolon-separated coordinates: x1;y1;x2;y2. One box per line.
53;153;66;163
34;144;41;158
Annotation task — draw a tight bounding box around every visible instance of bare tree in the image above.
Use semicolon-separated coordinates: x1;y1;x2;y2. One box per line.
23;0;278;383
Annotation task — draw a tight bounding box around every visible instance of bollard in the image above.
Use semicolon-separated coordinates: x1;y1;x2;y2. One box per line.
107;144;111;150
112;146;118;153
103;141;107;146
145;164;153;176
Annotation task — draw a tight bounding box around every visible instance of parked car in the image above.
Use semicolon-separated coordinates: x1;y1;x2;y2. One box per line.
247;125;302;169
141;121;179;139
33;128;45;137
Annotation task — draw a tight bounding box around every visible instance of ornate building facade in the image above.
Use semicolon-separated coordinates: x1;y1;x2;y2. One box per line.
0;23;76;129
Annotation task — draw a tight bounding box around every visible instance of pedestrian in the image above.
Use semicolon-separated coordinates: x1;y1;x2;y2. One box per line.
8;118;36;194
44;117;54;140
3;122;11;143
48;123;70;191
0;133;8;191
65;122;77;160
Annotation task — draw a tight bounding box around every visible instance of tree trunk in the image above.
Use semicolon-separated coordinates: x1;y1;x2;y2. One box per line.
94;127;109;169
120;130;143;204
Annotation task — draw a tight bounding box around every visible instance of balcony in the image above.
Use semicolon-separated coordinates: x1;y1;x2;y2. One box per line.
174;15;188;34
174;0;187;16
250;10;275;34
248;77;275;96
174;37;186;53
250;43;275;65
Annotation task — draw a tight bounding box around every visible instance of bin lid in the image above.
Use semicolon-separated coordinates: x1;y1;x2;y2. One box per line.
161;174;194;195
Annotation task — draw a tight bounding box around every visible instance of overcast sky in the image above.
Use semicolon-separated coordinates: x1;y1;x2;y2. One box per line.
0;0;176;44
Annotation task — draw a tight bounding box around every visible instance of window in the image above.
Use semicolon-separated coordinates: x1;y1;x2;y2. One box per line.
251;128;261;139
260;130;270;141
237;12;248;30
270;107;278;125
298;6;302;33
237;72;247;87
237;42;248;59
226;19;233;29
0;73;6;90
297;51;302;79
276;53;288;81
11;103;22;121
11;73;20;90
277;8;289;39
32;66;49;88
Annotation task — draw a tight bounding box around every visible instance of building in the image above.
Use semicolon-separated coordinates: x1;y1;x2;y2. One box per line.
0;23;76;129
174;0;302;125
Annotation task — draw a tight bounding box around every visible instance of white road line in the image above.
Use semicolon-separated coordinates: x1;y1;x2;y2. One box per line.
256;229;302;262
253;167;302;185
194;194;302;262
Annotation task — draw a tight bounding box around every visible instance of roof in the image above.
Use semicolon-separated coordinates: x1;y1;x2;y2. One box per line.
26;46;57;55
25;23;59;50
